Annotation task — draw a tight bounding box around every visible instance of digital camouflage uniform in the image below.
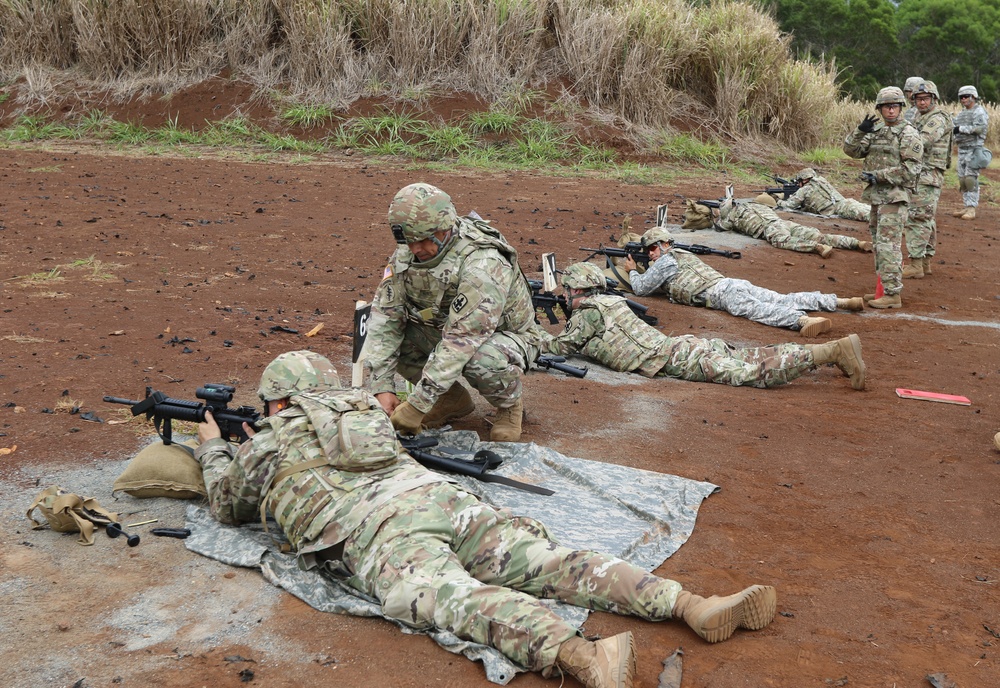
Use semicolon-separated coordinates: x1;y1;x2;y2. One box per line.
629;249;838;330
542;294;817;388
954;102;990;208
844;118;923;296
777;175;871;222
907;105;952;258
196;382;683;675
366;216;543;413
718;199;865;253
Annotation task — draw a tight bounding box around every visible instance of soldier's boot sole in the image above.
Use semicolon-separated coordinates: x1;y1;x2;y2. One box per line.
835;334;866;390
685;586;778;643
798;316;832;337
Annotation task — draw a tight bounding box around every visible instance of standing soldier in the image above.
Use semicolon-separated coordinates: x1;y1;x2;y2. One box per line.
844;86;923;309
902;76;923;123
903;80;952;278
952;85;991;220
365;183;542;442
777;168;871;222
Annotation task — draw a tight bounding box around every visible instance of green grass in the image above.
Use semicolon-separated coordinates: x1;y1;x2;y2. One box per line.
800;147;849;165
465;109;520;135
653;133;732;169
281;103;336;128
0;92;9;104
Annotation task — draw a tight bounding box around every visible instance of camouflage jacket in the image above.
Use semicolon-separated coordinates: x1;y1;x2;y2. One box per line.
844;119;923;204
777;175;847;215
913;107;953;186
366;216;539;412
196;388;449;556
718;200;779;239
953;104;989;149
630;250;723;305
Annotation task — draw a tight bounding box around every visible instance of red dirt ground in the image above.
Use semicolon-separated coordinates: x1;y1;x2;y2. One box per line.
1;84;999;688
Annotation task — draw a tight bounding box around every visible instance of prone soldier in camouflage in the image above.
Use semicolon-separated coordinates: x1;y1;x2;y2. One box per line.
365;183;544;442
621;227;865;337
195;350;778;688
844;86;923;309
902;76;923;124
542;263;866;390
777;168;872;222
952;85;990;220
902;81;952;278
718;192;872;257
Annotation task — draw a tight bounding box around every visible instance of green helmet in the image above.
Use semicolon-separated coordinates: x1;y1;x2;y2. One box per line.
902;76;923;94
257;350;341;401
560;262;606;290
958;85;979;100
387;183;457;244
797;167;817;181
754;193;777;208
641;226;674;249
914;80;939;100
875;86;906;107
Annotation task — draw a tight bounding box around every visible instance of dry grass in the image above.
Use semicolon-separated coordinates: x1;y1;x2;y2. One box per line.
1;333;50;344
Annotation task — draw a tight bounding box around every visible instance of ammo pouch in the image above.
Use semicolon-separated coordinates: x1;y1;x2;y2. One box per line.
26;486;118;546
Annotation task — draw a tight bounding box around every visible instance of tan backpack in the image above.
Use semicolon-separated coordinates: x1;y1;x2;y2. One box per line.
26;486;119;546
681;199;714;229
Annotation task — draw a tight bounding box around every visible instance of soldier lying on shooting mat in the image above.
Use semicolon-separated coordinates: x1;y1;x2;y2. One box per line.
620;227;865;338
365;183;547;442
542;263;865;391
776;168;872;222
717;193;873;258
195;350;778;688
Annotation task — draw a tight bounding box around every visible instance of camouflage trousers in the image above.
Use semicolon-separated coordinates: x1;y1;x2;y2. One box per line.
957;150;982;207
340;482;681;673
868;202;907;296
766;221;861;253
833;198;872;223
705;278;838;330
395;321;535;409
654;336;815;388
904;184;942;258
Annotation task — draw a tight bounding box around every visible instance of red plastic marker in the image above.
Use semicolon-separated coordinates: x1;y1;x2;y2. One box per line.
896;389;971;406
875;275;884;299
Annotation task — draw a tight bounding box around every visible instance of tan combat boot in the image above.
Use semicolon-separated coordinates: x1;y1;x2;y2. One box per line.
554;633;636;688
797;315;832;337
814;244;834;258
836;297;864;311
809;334;866;390
672;586;777;643
922;256;933;275
960;207;977;220
867;293;902;309
857;241;874;252
490;399;523;441
952;206;969;217
901;260;924;279
422;384;476;428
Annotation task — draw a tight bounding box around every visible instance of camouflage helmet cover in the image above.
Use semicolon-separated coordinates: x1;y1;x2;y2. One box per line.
754;193;778;208
958;85;979;99
641;226;674;248
875;86;907;107
387;183;458;243
915;80;940;100
903;76;924;93
561;262;607;290
797;167;817;180
258;350;341;401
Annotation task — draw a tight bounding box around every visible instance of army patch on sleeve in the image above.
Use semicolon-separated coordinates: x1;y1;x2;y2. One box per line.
452;294;469;313
382;263;394;280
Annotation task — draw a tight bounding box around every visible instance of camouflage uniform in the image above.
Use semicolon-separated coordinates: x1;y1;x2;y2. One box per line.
907;105;952;258
197;383;683;675
954;102;990;208
777;175;871;222
719;200;865;253
366;215;542;413
844;118;923;297
629;249;838;330
542;294;816;388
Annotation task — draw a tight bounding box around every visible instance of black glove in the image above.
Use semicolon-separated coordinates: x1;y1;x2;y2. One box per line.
857;114;878;133
860;171;877;184
953;125;961;134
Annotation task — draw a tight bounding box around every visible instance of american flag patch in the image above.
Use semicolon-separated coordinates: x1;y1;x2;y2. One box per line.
382;263;393;280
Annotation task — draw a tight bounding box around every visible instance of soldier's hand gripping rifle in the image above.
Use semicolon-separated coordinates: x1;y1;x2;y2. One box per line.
578;241;650;267
761;175;800;200
528;279;570;325
104;384;261;445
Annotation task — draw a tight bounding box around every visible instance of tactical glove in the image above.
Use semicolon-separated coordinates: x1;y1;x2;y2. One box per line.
953;125;961;134
857;114;878;133
390;400;425;436
859;171;877;184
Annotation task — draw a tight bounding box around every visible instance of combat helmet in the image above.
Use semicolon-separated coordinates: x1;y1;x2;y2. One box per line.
875;86;907;107
958;85;979;100
797;168;817;181
561;262;607;291
387;183;458;244
754;193;778;208
915;80;940;100
903;76;924;94
641;226;674;249
258;350;341;401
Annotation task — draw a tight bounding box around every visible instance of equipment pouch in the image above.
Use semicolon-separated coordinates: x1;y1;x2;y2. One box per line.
26;486;119;546
337;408;399;471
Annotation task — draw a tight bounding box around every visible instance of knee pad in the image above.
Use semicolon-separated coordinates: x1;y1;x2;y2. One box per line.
959;176;979;193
